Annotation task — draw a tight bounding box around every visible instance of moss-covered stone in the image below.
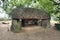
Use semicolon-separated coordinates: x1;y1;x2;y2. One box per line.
11;20;22;33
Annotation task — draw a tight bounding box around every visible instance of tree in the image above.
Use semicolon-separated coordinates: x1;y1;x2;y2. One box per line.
50;0;60;23
1;0;56;15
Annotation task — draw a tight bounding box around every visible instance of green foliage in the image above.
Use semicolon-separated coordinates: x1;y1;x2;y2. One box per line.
2;0;54;12
50;0;60;23
1;0;58;17
1;0;32;14
39;0;54;13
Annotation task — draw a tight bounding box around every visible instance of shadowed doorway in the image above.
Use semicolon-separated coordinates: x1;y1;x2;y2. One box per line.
22;19;38;27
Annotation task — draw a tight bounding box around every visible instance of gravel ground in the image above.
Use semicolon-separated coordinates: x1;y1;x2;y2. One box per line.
0;21;60;40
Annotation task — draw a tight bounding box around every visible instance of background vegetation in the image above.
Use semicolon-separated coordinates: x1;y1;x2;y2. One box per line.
0;0;60;22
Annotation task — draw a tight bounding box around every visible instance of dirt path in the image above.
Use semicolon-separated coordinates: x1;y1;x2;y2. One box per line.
0;21;60;40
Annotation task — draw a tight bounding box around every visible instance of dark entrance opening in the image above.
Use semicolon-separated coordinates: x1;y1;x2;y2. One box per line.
22;19;38;27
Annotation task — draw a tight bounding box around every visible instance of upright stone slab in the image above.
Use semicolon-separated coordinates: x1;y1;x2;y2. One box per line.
11;19;22;32
41;19;50;28
37;19;42;26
